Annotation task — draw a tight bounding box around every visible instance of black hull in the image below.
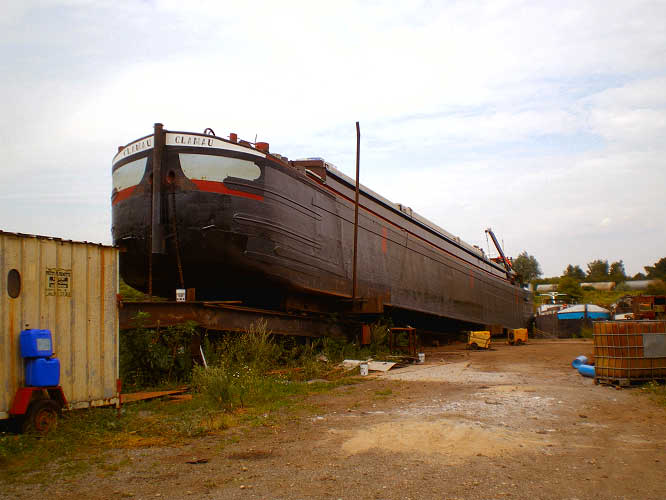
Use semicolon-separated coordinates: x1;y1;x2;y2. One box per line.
112;128;532;329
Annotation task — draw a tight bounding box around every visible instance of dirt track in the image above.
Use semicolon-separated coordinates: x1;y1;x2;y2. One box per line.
5;339;666;499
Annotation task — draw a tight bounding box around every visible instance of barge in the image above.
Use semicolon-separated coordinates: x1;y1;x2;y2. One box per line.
112;124;532;330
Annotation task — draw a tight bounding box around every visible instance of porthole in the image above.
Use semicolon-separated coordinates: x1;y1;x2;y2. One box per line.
7;269;21;298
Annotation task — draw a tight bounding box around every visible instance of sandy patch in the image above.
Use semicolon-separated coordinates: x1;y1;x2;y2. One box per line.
393;389;558;422
340;417;547;463
385;361;522;384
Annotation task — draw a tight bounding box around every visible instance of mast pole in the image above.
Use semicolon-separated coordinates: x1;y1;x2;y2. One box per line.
149;122;166;298
152;123;165;255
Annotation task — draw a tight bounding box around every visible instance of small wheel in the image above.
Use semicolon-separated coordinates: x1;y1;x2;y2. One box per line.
516;339;523;345
470;342;479;350
23;399;60;434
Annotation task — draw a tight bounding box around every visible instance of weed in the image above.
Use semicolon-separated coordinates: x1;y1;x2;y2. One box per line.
640;381;666;408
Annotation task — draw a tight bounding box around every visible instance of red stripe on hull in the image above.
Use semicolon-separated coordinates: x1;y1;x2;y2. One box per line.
112;186;136;205
111;180;263;205
192;180;264;201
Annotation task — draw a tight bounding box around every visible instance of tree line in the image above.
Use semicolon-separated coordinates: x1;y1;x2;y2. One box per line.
511;253;666;288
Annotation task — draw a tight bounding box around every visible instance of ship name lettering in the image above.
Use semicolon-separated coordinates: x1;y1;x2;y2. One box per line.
174;135;214;147
121;138;152;158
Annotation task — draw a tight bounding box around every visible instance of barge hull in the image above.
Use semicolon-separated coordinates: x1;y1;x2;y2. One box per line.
112;128;532;330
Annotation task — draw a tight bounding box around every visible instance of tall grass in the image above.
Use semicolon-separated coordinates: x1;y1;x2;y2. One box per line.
191;318;391;411
193;320;326;411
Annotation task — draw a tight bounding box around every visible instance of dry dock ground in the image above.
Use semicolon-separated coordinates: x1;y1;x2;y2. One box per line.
4;339;666;500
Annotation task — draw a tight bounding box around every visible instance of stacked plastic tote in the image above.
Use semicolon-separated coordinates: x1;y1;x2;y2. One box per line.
19;329;61;387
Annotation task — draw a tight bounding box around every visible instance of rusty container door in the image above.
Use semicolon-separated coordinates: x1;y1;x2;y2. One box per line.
593;320;666;382
0;232;119;419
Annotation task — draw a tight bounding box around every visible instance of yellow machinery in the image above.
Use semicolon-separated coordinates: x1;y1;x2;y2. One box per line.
468;330;491;349
507;328;528;345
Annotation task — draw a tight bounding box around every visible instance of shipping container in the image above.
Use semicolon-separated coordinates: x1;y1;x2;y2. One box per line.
593;320;666;383
0;231;119;421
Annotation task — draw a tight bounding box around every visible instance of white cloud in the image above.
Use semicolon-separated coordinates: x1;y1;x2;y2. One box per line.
583;77;666;151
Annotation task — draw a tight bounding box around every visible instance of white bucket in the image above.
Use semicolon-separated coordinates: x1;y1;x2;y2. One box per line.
176;289;186;302
359;362;369;376
417;352;425;364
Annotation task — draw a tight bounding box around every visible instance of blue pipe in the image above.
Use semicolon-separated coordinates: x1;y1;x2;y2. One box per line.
572;355;588;369
578;364;595;378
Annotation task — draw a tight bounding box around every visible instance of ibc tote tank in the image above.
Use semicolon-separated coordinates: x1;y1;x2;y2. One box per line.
594;320;666;383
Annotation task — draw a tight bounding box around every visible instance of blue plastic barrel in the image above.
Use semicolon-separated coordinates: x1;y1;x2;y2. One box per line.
578;364;595;378
19;329;54;358
25;357;61;386
572;355;588;369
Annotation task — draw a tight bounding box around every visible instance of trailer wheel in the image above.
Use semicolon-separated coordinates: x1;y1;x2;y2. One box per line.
23;399;60;434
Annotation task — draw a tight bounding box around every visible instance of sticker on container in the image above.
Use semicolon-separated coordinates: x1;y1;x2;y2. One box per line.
46;268;72;296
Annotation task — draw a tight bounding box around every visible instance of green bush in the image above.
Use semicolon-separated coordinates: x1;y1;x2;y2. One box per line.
313;319;392;363
317;336;365;362
646;280;666;295
120;313;198;388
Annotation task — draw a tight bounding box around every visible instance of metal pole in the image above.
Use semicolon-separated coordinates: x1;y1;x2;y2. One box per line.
148;123;165;299
352;122;360;301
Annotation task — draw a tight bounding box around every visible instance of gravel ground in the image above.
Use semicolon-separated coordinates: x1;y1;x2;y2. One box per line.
3;339;665;500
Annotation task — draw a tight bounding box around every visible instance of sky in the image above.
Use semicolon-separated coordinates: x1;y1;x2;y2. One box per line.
1;0;665;278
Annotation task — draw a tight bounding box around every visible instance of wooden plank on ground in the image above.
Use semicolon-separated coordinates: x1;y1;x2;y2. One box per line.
122;388;188;403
